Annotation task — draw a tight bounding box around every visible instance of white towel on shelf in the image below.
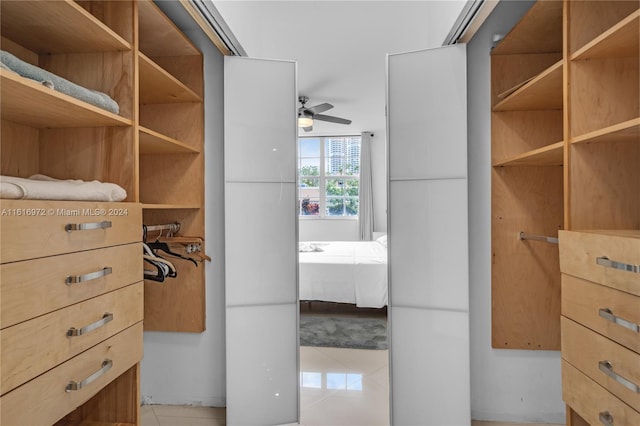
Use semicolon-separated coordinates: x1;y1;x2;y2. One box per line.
0;174;127;202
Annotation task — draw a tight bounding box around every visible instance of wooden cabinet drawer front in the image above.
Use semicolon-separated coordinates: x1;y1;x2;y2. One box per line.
1;282;142;395
1;243;142;328
0;322;142;426
563;274;640;353
0;200;141;263
563;360;640;426
562;317;640;411
559;230;640;296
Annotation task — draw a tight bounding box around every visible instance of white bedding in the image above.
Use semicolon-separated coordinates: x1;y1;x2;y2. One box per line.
299;240;388;308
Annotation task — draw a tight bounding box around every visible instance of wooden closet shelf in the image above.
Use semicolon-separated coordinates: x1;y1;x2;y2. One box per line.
493;60;563;111
142;204;201;210
139;53;203;104
0;0;131;54
139;126;200;154
0;70;131;128
138;0;200;57
494;141;564;167
572;10;639;60
492;0;563;55
572;118;640;145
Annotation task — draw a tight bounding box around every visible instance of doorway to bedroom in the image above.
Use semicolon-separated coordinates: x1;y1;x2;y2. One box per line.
297;135;390;425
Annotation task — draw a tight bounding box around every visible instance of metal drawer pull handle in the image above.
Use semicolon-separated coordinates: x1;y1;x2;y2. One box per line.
65;359;112;392
67;313;113;337
65;221;112;232
66;267;112;285
599;411;614;426
596;256;640;274
599;360;640;393
599;308;640;333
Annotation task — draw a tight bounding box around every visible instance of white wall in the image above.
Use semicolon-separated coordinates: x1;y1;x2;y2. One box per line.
467;1;565;422
141;2;226;407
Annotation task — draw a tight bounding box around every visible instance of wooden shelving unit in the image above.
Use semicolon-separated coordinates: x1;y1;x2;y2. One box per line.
490;0;564;351
137;0;206;333
492;1;639;423
0;0;210;422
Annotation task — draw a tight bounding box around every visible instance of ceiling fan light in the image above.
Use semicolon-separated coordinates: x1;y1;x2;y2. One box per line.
298;116;313;128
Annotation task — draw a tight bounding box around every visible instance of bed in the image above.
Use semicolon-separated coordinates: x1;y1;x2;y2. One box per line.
298;236;388;308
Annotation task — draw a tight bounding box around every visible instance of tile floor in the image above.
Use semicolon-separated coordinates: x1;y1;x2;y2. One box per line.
141;346;564;426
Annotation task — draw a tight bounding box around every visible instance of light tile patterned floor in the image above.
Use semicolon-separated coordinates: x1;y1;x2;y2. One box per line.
141;346;564;426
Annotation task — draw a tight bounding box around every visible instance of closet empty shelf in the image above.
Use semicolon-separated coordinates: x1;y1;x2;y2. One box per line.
572;10;639;60
1;0;131;53
493;61;563;111
139;126;199;154
572;118;640;145
493;141;564;167
139;53;202;104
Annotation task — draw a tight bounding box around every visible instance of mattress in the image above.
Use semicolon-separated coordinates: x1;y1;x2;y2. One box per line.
298;240;388;308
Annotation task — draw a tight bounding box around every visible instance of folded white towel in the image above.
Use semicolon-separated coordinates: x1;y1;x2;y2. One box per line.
0;174;127;202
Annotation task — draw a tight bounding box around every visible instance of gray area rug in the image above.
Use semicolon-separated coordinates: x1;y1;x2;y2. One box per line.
300;315;387;350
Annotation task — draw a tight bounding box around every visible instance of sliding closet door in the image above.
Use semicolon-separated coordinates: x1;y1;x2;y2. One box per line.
387;44;469;425
224;57;298;426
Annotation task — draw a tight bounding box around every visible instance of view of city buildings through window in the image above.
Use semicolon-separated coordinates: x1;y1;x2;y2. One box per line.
298;136;361;217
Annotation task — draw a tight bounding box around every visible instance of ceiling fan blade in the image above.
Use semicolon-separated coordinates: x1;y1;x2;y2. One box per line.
303;125;313;132
314;114;352;125
306;103;333;114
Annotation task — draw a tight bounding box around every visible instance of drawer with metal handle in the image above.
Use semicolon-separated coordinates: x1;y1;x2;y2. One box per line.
563;360;640;426
0;322;142;426
562;317;640;411
0;200;141;263
562;274;640;353
559;230;640;296
1;242;142;329
1;282;142;395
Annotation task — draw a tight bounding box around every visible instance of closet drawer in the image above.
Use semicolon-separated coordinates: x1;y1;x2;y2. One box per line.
563;360;640;426
1;282;142;395
562;274;640;353
559;230;640;296
1;242;142;329
0;200;141;263
0;322;142;426
562;317;640;411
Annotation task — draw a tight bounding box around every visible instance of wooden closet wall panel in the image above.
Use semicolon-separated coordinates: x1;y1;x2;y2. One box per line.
491;166;564;349
75;0;135;45
491;110;563;163
0;120;39;177
139;154;202;205
40;51;135;120
570;57;639;137
569;141;640;230
568;1;639;53
143;208;205;332
39;127;136;201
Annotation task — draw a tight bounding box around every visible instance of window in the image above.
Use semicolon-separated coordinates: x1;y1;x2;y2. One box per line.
298;136;361;217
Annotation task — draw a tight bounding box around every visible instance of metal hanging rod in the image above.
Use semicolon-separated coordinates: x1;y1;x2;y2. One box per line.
519;231;558;245
145;223;181;234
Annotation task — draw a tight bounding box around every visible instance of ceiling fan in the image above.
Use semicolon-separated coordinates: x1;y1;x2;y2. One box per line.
298;96;352;132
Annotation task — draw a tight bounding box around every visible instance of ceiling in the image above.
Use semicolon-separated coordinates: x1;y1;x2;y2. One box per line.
212;1;467;136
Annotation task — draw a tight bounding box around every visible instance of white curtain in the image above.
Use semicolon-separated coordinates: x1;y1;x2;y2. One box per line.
359;131;374;240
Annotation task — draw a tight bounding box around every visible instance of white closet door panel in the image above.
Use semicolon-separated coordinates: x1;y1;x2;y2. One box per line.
387;44;468;425
225;56;298;426
226;182;297;307
388;44;467;181
226;303;299;425
224;57;297;183
390;307;470;426
389;179;468;311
